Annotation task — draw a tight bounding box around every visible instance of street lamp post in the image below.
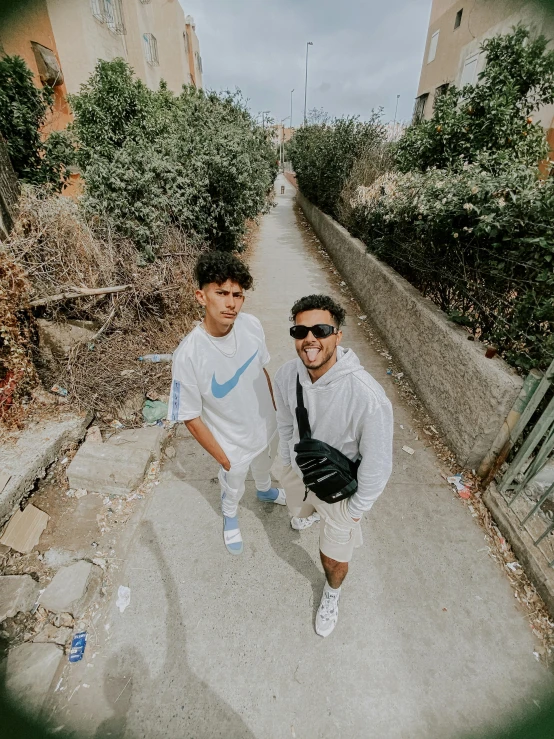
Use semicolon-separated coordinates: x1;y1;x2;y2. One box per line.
393;94;400;125
290;88;295;130
280;116;290;170
303;42;313;126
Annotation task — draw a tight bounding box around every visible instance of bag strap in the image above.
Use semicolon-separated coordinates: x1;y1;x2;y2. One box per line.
295;374;311;440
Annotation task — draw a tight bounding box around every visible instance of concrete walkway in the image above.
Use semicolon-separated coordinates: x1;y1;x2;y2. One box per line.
53;175;550;738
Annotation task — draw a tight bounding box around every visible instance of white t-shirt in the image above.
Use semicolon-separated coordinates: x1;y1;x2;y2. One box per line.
168;313;277;466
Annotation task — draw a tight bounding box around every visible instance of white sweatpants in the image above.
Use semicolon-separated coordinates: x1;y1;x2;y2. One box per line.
219;446;273;517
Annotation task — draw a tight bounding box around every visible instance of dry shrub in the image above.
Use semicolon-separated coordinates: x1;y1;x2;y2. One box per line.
0;250;38;424
337;142;394;226
5;188;204;417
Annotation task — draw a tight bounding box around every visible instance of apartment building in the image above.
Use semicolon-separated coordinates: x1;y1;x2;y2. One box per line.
0;0;203;134
414;0;554;133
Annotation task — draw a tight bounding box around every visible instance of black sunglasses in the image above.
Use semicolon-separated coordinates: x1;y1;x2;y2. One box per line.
289;324;338;340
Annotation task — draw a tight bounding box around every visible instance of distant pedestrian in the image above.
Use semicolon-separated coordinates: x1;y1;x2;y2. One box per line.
274;294;393;636
168;251;285;555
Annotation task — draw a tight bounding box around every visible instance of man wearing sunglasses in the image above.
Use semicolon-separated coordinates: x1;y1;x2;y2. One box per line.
274;294;393;636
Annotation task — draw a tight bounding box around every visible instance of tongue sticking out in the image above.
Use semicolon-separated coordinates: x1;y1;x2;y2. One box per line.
305;348;320;363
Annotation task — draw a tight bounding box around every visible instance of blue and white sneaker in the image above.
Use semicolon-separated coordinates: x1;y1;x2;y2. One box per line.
256;487;286;505
223;514;243;555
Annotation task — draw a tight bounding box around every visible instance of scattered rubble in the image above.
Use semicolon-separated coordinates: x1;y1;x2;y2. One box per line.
86;425;102;444
33;623;72;646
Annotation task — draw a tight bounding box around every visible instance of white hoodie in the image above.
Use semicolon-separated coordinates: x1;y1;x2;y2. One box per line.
274;346;393;518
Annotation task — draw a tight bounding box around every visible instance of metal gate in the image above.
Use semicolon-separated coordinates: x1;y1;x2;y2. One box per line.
495;357;554;564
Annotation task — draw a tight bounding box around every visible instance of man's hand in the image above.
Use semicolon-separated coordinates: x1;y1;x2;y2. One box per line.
185;417;231;471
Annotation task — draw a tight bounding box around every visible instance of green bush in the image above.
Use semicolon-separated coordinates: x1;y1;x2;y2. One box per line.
394;27;554;172
348;162;554;372
290;29;554;373
0;55;72;190
70;59;277;253
287;113;386;220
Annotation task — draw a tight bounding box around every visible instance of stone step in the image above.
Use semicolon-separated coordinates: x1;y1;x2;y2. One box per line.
67;440;153;496
106;425;166;459
0;414;91;526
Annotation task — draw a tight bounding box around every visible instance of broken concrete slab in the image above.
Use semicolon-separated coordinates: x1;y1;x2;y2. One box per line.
37;319;96;357
33;623;72;646
106;425;167;459
0;413;91;525
40;561;92;615
3;643;62;717
67;440;153;495
0;504;50;553
0;575;40;622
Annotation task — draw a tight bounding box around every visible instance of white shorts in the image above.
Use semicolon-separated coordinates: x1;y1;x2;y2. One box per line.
280;464;363;563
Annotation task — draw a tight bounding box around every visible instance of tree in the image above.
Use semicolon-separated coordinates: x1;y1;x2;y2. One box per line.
288;112;386;219
0;55;71;189
394;26;554;172
70;59;277;253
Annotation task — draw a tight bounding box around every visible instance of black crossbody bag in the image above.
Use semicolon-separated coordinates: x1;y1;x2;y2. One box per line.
293;375;360;504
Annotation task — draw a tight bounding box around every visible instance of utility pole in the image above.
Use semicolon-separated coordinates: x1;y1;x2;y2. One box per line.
393;94;400;125
303;41;313;126
290;89;294;130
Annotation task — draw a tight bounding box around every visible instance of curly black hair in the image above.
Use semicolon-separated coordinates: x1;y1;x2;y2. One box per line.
290;294;346;328
195;251;254;290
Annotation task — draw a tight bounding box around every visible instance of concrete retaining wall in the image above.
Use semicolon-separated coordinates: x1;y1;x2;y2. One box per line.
297;191;523;469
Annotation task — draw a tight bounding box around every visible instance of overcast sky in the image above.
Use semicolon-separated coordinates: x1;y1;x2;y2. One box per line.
178;0;432;125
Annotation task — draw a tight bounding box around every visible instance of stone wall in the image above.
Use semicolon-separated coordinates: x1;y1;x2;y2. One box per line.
297;191;523;469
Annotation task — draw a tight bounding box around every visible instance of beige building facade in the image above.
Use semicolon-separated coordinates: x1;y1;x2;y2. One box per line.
0;0;203;108
415;0;554;134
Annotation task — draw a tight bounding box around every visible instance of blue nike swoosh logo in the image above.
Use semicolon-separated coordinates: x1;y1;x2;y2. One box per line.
211;350;259;398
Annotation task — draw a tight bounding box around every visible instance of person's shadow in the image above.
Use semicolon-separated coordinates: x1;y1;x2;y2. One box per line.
196;476;323;617
95;519;256;739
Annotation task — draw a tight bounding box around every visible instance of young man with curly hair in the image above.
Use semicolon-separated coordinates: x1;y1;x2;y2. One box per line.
274;294;393;636
168;251;285;555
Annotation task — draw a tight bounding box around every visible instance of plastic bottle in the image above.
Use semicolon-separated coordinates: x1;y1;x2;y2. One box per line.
138;354;173;363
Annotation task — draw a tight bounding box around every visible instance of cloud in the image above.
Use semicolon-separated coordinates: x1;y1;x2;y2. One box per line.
179;0;430;123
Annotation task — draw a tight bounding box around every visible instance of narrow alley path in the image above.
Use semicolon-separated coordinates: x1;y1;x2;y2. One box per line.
55;175;549;739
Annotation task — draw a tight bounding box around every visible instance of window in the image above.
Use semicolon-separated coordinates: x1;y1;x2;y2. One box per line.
143;33;159;66
104;0;126;34
427;30;439;63
31;42;64;87
454;9;463;29
90;0;105;22
183;31;189;54
413;93;429;123
195;51;203;73
460;53;479;87
435;83;449;98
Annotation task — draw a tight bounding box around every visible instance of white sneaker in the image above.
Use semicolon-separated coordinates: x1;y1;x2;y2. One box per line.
291;512;320;530
315;587;340;637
